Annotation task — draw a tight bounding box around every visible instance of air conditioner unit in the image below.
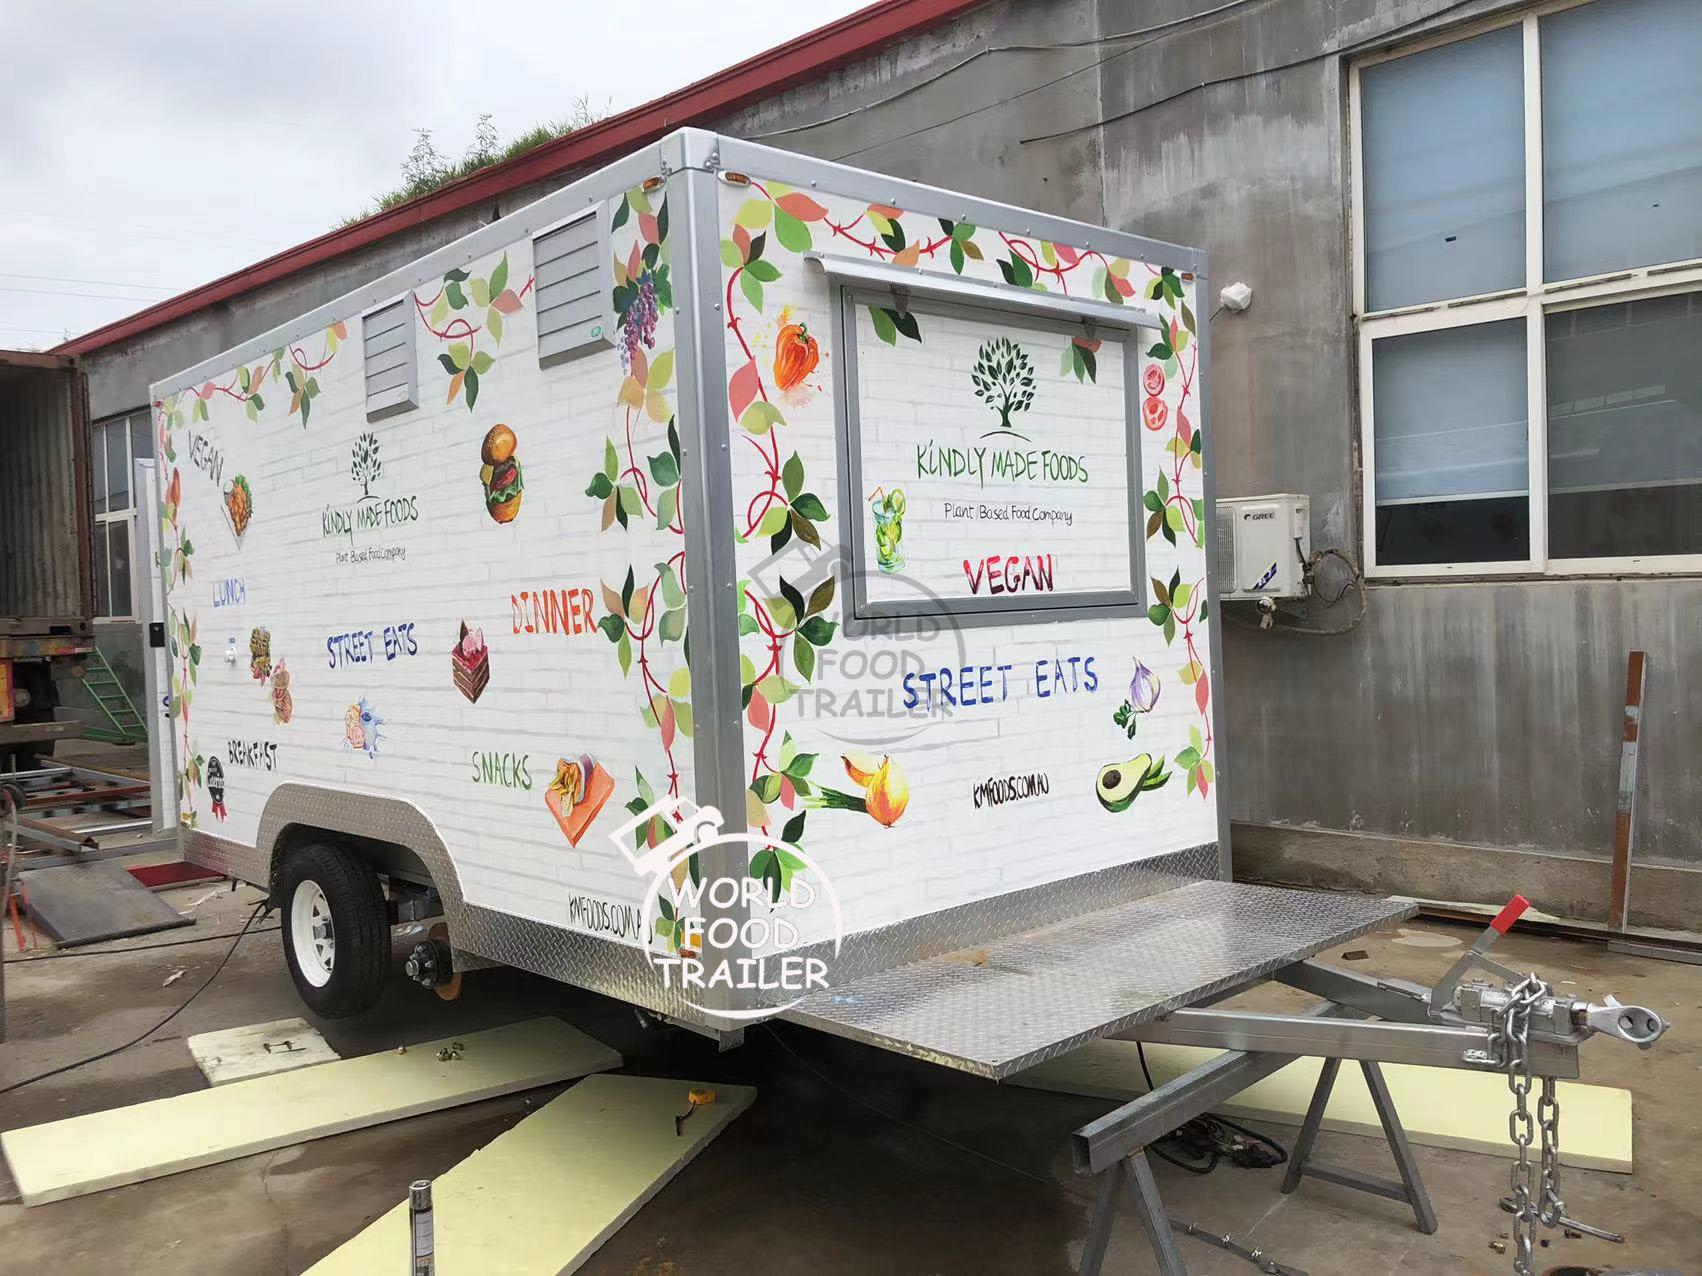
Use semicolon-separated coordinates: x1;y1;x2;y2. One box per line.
1215;494;1311;600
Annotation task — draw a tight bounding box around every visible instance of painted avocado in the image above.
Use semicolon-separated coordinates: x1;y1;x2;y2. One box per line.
1096;754;1151;812
1095;754;1172;812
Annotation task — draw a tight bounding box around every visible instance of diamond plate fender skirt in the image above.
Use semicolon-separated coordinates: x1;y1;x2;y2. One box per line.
185;785;715;1020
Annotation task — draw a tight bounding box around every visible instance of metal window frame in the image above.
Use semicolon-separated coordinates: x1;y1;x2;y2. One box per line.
532;202;617;368
91;411;144;621
360;295;418;421
1350;0;1702;580
824;263;1161;627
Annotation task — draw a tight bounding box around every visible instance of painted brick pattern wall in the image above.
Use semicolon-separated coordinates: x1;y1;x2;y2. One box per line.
717;174;1218;946
156;219;688;941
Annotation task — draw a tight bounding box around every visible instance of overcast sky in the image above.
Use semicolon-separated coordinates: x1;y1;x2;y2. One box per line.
0;1;867;350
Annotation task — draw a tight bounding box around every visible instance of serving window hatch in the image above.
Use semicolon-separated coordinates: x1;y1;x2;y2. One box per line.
824;260;1162;624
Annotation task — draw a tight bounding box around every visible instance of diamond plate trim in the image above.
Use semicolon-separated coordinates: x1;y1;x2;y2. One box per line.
186;790;1234;1040
184;828;267;884
185;784;711;1022
783;881;1417;1079
781;842;1221;992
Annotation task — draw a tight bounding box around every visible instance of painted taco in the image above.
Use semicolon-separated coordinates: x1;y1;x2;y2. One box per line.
480;424;523;523
545;752;614;847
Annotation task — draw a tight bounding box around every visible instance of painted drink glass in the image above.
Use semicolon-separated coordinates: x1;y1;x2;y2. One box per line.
872;498;905;573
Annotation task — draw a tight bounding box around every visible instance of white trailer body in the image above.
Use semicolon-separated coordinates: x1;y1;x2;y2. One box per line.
150;130;1232;1037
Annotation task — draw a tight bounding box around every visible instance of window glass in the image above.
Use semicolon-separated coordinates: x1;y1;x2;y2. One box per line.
1373;319;1530;564
129;410;153;463
106;520;133;619
1362;25;1525;311
1542;0;1702;282
104;419;130;512
91;423;108;515
1547;290;1702;558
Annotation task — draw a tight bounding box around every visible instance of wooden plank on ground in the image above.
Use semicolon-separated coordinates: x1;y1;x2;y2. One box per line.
307;1074;755;1276
187;1017;340;1086
20;860;193;945
1;1018;621;1205
1011;1039;1632;1172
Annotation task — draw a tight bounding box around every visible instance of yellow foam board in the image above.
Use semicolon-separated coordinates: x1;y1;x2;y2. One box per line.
1012;1039;1632;1173
307;1074;756;1276
187;1016;340;1085
1;1018;621;1206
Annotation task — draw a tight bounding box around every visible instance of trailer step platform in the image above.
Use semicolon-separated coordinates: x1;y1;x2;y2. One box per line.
783;881;1415;1079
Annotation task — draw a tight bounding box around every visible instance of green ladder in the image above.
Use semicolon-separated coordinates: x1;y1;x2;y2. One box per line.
79;646;147;745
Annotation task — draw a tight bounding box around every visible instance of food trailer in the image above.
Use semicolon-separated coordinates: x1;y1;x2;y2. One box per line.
147;130;1668;1274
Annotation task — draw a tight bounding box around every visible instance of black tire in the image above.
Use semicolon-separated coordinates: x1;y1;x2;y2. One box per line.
278;843;390;1018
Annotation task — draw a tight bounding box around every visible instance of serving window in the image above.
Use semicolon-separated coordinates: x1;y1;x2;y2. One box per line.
834;284;1152;624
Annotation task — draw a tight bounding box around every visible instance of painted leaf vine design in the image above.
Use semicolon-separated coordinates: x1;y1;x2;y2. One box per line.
414;253;532;408
582;184;695;898
1135;264;1213;799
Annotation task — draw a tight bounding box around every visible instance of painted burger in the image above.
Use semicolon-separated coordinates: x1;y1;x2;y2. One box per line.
480;424;523;523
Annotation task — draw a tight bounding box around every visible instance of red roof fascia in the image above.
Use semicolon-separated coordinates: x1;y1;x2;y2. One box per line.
56;0;985;357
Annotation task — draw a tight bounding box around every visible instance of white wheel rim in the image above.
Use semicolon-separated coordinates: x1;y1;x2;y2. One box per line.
290;879;335;988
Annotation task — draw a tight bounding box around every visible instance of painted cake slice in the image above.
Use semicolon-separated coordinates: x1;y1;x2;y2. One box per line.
452;622;490;703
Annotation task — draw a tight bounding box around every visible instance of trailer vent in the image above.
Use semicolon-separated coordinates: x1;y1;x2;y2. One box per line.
1216;505;1237;588
535;207;613;367
362;298;418;421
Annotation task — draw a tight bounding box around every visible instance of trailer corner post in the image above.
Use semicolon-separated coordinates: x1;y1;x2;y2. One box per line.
1190;258;1231;883
670;130;755;1024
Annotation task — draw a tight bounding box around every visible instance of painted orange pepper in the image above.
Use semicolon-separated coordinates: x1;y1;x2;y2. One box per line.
773;321;820;391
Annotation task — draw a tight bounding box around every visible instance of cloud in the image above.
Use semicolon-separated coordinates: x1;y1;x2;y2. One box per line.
0;0;865;349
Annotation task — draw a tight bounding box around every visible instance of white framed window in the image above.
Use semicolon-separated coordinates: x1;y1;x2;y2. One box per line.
91;408;152;620
1351;0;1702;577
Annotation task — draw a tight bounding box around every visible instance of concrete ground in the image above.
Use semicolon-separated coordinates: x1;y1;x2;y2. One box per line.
0;882;1697;1276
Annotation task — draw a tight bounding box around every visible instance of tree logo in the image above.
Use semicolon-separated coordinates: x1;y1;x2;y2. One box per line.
351;431;383;498
970;336;1036;438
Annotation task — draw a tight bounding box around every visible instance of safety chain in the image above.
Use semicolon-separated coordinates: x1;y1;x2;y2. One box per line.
1497;973;1550;1276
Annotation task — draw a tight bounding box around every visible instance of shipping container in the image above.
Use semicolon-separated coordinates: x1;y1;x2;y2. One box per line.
0;351;95;765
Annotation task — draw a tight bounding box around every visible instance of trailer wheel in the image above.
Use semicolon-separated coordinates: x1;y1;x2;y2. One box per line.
279;843;390;1018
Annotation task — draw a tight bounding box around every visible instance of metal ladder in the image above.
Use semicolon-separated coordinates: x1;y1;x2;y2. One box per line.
77;647;146;745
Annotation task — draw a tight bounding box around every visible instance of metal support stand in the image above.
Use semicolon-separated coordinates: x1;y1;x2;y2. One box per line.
1080;1150;1186;1276
1279;1059;1436;1234
1057;899;1665;1275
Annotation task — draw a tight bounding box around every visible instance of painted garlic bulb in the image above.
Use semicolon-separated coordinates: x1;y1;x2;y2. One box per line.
1129;660;1161;714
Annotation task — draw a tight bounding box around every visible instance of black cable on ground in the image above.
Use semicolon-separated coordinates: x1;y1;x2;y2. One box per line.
1137;1041;1289;1174
766;1024;1305;1274
0;902;266;1098
2;923;279;963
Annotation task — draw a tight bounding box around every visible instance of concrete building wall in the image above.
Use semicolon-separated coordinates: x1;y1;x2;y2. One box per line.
77;0;1702;922
706;0;1702;926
